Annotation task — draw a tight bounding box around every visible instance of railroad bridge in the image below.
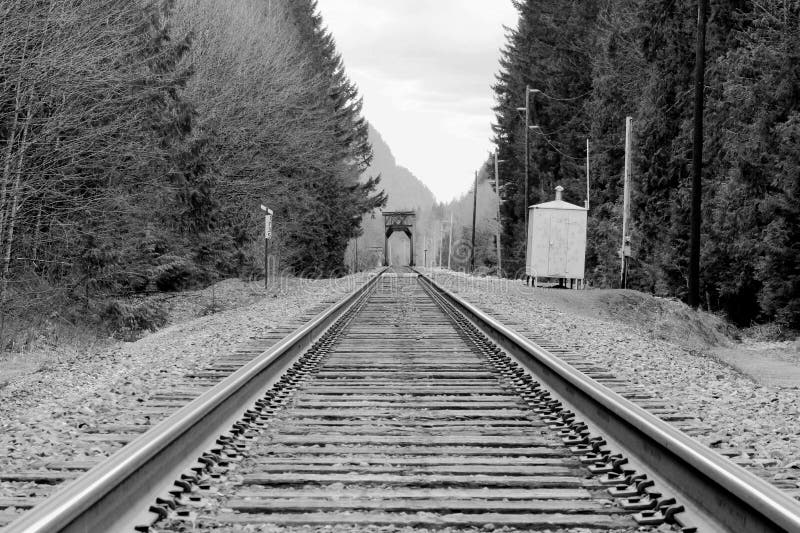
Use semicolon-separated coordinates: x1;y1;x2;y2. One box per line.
382;210;415;266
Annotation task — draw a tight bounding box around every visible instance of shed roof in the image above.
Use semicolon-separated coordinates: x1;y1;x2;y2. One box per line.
530;199;587;211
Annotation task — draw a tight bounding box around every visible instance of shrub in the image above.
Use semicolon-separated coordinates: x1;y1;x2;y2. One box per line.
101;299;169;340
150;256;198;292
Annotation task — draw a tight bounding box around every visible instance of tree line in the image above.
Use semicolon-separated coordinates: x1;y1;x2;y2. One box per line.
492;0;799;329
0;0;384;345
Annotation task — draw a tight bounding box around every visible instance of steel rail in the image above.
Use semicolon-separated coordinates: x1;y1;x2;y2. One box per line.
5;269;386;533
416;270;800;533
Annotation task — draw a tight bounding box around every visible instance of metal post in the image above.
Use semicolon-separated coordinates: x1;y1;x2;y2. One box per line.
260;205;273;290
621;117;632;289
471;170;478;272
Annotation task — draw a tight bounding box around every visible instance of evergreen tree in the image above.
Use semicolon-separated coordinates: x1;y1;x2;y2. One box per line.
492;0;799;328
492;0;598;276
280;0;386;274
705;0;800;327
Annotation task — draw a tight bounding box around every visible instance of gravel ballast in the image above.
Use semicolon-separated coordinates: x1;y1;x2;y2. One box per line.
420;269;800;500
1;268;798;528
0;272;375;522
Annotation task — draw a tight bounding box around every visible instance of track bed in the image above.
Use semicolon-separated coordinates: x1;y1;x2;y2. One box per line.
154;275;637;532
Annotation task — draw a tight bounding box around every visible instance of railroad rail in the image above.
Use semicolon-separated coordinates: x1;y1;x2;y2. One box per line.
5;267;800;532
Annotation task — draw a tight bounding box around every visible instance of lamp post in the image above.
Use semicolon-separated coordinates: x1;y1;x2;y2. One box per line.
516;86;540;231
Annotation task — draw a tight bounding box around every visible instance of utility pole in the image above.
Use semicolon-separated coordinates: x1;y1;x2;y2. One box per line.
494;150;504;275
585;139;590;210
438;221;443;267
448;212;453;270
517;87;540;235
523;86;531;230
471;171;478;272
519;87;531;230
433;227;437;268
620;117;632;289
690;0;707;308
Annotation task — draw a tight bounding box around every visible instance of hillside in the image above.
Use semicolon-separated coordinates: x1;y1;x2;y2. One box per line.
350;125;436;267
368;125;436;212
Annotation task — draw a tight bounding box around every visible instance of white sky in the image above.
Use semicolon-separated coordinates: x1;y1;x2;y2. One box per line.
315;0;519;202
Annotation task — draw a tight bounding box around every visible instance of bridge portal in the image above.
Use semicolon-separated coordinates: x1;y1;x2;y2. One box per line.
382;211;415;266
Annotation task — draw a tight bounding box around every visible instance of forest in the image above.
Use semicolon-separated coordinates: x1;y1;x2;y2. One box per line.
2;0;797;347
0;0;384;346
490;0;799;329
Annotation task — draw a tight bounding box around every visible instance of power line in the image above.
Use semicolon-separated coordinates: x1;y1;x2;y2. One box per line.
531;128;584;161
535;89;592;102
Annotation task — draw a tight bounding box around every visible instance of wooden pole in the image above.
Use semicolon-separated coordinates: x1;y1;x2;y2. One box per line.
471;170;478;272
585;139;590;210
523;86;531;230
689;0;707;308
448;212;453;270
494;151;503;275
438;221;443;267
621;117;632;289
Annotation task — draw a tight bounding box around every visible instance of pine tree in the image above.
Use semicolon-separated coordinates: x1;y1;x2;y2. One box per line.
492;0;597;276
705;0;800;327
280;0;386;274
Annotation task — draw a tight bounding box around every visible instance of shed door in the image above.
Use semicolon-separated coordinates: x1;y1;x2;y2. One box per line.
548;214;569;276
529;210;550;276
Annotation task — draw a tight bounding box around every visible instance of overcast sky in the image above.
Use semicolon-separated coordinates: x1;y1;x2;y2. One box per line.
315;1;519;203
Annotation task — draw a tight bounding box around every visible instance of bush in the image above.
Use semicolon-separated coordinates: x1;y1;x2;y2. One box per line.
150;256;198;292
101;299;169;340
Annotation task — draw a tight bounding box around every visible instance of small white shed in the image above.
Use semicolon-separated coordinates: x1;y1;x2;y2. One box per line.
525;185;588;288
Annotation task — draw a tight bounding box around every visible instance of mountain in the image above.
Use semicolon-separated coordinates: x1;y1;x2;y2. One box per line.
347;124;501;271
348;124;436;267
367;125;436;211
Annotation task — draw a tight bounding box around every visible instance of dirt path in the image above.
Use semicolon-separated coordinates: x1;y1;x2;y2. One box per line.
711;341;800;388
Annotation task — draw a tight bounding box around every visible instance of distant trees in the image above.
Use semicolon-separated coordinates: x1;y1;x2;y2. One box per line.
494;0;799;329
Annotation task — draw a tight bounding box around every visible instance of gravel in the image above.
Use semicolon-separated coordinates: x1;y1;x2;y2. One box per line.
420;269;800;499
0;272;374;512
2;267;798;528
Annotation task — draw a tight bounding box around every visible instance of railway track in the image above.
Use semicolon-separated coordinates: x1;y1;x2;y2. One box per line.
5;268;800;532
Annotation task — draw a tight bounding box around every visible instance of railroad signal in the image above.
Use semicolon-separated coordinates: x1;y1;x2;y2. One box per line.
261;205;273;289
